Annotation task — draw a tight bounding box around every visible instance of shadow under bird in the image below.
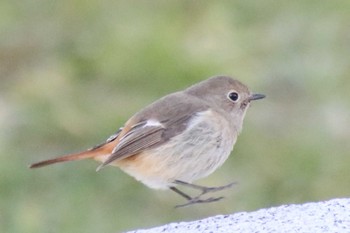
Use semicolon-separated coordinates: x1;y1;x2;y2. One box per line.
30;75;265;207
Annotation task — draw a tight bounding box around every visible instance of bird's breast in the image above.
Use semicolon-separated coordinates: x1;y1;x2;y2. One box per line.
116;109;237;189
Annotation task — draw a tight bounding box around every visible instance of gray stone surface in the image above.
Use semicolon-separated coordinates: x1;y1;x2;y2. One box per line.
127;198;350;233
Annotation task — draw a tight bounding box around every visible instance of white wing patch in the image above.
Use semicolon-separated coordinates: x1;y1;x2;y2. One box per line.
144;119;163;127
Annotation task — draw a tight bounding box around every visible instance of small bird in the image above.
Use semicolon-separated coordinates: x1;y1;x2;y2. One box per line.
30;76;265;207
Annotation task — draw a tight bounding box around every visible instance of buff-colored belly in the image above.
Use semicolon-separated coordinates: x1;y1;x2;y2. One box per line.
115;111;237;189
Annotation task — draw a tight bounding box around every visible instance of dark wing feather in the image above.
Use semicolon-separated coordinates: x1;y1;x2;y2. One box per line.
97;114;194;170
111;122;165;158
96;92;210;170
96;122;165;170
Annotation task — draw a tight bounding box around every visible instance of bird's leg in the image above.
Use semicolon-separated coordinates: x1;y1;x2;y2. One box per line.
170;187;192;201
170;180;236;208
174;180;236;195
170;186;223;208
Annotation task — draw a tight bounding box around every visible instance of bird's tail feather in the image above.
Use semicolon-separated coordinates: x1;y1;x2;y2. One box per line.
29;142;115;169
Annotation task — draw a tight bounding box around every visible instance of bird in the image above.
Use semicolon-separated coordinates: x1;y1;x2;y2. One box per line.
30;75;265;207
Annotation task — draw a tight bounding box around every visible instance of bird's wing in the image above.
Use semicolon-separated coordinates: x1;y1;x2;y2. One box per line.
96;113;194;170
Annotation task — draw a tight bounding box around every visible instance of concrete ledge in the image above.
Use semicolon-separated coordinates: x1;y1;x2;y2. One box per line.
127;198;350;233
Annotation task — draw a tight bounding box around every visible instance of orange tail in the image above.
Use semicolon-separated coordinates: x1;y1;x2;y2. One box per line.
29;141;116;169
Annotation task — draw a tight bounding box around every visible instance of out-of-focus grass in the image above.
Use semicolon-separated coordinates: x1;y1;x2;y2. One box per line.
1;1;349;232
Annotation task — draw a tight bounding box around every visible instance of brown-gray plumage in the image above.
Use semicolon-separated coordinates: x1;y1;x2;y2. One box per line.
30;75;265;207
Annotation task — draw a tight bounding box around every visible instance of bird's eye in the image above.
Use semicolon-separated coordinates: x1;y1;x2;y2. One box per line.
227;91;239;102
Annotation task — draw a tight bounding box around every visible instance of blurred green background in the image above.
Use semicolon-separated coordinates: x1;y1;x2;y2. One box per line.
1;0;350;232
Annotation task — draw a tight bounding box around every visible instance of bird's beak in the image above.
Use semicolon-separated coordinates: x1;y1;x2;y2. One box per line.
248;93;266;101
